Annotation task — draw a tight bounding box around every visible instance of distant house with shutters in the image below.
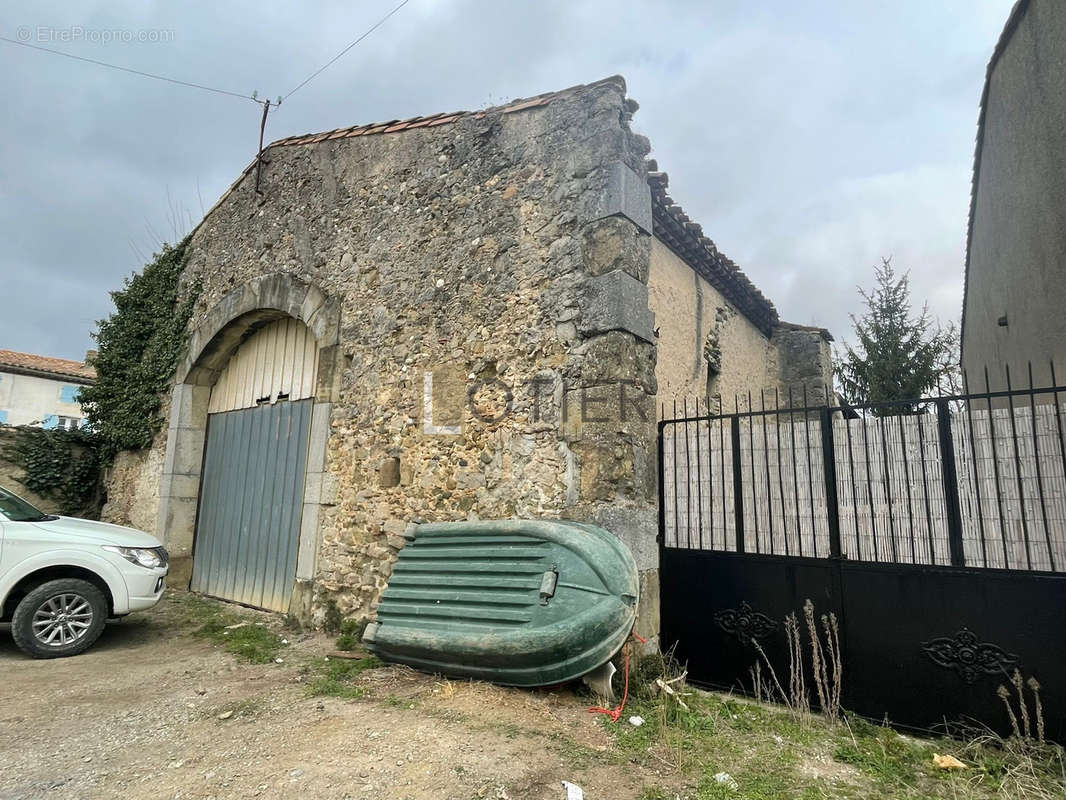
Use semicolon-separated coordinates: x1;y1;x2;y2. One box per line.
0;349;96;429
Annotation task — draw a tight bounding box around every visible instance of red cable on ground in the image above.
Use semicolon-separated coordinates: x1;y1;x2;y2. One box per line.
588;631;647;723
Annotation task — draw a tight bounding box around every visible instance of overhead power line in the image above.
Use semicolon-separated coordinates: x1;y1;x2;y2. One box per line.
282;0;411;101
0;35;264;104
3;0;413;109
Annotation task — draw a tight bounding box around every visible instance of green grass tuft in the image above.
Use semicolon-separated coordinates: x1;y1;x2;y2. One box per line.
306;655;383;698
833;715;929;788
172;593;285;664
335;618;368;651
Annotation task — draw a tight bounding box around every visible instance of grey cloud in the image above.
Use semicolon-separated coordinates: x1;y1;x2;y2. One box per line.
1;0;1014;359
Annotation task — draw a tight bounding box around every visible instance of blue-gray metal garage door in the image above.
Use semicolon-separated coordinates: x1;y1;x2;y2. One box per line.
191;399;312;612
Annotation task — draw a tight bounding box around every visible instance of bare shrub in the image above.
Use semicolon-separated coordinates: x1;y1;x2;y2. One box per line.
785;613;809;714
1028;677;1045;743
997;670;1047;744
747;599;842;723
751;638;791;713
820;610;843;721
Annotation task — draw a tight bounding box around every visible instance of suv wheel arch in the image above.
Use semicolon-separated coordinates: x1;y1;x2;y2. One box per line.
1;565;114;622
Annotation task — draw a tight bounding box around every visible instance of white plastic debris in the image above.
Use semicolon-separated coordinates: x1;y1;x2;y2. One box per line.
713;772;738;790
275;658;284;664
628;715;645;726
561;780;584;800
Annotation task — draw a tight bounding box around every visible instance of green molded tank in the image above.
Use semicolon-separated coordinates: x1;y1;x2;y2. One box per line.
362;519;639;687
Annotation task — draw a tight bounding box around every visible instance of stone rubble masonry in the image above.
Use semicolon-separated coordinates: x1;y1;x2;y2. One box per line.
102;76;663;635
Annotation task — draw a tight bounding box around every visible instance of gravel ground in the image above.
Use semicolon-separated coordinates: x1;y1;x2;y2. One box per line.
0;591;657;800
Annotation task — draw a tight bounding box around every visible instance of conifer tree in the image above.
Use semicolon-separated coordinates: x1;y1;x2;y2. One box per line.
836;258;958;414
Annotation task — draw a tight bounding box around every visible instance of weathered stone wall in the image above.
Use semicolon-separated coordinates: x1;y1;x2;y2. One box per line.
649;238;831;412
101;447;162;534
104;78;661;636
771;324;834;407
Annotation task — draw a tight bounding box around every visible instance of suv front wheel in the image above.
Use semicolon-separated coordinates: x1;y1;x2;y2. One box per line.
11;578;108;658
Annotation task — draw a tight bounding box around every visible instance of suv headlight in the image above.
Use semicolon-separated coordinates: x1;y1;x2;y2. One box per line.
103;546;167;569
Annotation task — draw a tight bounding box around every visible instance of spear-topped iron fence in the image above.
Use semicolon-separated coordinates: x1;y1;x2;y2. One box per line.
659;366;1066;573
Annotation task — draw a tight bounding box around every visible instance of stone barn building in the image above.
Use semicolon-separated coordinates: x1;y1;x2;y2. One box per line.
102;76;830;640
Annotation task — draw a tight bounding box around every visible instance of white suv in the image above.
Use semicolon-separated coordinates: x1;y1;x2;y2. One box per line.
0;485;168;658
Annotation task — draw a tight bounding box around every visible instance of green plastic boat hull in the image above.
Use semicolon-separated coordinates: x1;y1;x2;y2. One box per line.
363;519;639;687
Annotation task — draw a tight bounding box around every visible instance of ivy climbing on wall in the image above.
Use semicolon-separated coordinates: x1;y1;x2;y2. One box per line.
79;237;202;457
1;427;101;516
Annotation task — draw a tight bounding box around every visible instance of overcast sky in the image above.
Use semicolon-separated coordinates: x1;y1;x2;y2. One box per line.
1;0;1014;361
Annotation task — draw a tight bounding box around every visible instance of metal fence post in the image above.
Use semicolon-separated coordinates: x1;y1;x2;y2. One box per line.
731;415;745;553
820;407;843;558
935;399;966;566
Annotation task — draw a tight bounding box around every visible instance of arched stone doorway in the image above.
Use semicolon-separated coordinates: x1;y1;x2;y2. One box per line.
156;274;340;615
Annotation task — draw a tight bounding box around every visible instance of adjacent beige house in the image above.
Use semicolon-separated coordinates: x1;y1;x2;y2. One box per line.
101;76;830;636
961;0;1066;391
0;349;95;429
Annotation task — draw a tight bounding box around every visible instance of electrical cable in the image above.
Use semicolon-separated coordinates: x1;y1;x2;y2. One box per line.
0;35;264;104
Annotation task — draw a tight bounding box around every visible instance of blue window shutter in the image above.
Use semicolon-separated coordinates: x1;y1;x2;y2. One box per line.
42;414;58;430
0;410;7;425
60;385;80;404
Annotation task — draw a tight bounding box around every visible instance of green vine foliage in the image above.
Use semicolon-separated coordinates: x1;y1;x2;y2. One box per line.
79;237;202;457
2;427;101;516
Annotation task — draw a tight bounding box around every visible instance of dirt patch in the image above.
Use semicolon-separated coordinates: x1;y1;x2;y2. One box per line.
0;591;647;800
4;590;1057;800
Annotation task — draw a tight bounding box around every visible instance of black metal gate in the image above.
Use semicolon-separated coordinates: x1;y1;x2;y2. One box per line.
658;379;1066;742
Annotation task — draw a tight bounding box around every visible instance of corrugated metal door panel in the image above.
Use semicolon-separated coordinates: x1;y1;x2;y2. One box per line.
191;399;312;612
208;318;319;414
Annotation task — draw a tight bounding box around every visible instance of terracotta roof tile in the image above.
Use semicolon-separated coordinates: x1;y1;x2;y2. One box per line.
500;96;552;114
0;349;96;382
427;114;463;127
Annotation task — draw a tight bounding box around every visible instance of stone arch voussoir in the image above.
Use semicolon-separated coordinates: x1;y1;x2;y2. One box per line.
178;272;340;393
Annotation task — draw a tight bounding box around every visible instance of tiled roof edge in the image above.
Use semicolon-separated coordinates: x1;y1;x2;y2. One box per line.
647;166;779;336
267;75;626;148
0;349;96;383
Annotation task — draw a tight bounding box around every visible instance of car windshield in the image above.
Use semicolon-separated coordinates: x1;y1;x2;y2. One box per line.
0;486;50;522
